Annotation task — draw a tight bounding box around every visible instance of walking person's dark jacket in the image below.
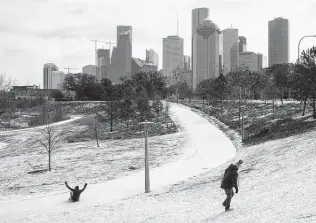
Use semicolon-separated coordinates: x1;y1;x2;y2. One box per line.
65;182;87;201
220;164;239;192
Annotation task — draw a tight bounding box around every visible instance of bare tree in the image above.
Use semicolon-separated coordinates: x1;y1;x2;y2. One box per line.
0;73;16;91
37;124;62;171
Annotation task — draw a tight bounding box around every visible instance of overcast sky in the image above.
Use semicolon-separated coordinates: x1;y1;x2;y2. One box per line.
0;0;315;86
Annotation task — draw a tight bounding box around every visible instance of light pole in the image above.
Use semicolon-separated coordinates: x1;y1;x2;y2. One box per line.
297;35;316;62
139;120;154;193
197;19;221;79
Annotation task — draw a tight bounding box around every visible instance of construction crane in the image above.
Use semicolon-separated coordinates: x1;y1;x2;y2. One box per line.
105;41;116;51
64;67;78;74
91;39;107;66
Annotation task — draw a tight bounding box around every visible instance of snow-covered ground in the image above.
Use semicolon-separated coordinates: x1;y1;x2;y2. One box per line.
0;112;183;200
3;102;314;222
0;102;237;222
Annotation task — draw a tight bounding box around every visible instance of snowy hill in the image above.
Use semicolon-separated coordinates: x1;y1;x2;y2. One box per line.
1;103;316;222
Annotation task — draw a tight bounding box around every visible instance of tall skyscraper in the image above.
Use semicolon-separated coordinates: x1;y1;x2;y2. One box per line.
238;36;247;52
184;55;191;71
192;8;209;89
196;19;221;85
162;35;184;77
43;63;58;89
146;49;159;67
222;28;239;73
239;51;258;71
97;49;110;66
268;17;289;67
117;26;132;50
192;8;220;89
108;26;132;84
51;71;65;90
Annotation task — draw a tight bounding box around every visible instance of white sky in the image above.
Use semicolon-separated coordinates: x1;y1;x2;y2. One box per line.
0;0;315;86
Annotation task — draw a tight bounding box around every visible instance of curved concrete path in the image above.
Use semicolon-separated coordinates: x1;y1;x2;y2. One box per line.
0;103;236;221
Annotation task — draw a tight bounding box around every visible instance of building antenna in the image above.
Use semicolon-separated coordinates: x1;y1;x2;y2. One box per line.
177;12;179;36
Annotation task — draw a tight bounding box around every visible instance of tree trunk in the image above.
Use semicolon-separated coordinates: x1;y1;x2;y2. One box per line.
110;101;113;132
95;121;99;147
96;136;99;147
313;95;316;119
48;151;51;171
302;96;308;116
272;97;275;114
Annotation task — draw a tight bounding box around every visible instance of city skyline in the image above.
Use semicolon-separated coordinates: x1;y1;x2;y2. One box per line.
1;0;315;85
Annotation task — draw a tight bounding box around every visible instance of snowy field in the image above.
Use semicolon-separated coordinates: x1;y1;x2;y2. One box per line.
2;102;315;222
0;102;237;222
0;111;183;201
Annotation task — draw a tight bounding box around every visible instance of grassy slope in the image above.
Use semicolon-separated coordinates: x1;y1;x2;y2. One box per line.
180;99;316;145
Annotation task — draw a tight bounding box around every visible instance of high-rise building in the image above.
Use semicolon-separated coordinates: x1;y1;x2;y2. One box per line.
184;55;191;71
196;19;221;86
131;57;158;76
239;51;258;71
192;8;220;89
146;49;159;67
238;36;247;52
51;71;65;90
257;53;268;70
257;53;263;70
268;17;289;67
43;63;58;89
263;55;268;68
107;46;117;82
222;28;239;73
117;26;132;49
192;8;209;89
97;49;110;66
82;65;97;76
162;35;184;77
108;26;132;84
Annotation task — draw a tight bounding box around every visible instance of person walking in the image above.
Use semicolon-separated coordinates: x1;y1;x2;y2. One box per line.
220;160;243;211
